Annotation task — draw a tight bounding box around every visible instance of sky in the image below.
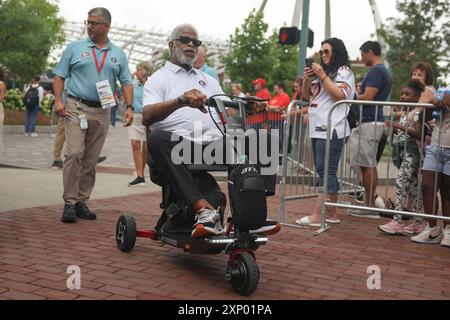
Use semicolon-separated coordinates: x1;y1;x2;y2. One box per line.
56;0;401;60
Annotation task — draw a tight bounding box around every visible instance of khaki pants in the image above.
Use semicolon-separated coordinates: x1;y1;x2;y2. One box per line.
0;103;4;154
63;97;110;205
53;115;65;161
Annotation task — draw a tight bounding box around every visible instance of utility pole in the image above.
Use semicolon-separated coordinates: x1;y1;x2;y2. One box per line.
258;0;268;14
325;0;331;39
291;0;302;28
368;0;389;69
297;0;310;76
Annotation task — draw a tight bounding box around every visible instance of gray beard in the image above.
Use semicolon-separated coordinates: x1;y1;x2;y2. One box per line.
174;46;196;67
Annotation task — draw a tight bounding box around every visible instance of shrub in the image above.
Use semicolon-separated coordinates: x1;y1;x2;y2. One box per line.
3;89;53;115
3;89;25;112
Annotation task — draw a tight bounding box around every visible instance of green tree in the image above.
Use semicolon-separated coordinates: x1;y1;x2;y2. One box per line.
221;9;277;94
0;0;65;82
269;28;299;94
381;0;450;99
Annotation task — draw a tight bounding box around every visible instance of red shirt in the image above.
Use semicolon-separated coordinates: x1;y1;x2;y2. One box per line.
267;92;291;121
256;89;272;100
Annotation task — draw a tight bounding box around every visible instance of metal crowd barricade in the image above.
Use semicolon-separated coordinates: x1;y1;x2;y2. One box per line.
317;99;450;235
279;100;322;228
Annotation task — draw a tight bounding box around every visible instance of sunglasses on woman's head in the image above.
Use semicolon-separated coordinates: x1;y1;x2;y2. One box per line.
175;36;202;47
319;49;330;56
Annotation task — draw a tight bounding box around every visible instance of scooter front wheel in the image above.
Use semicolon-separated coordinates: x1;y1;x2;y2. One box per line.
227;252;260;296
116;215;137;252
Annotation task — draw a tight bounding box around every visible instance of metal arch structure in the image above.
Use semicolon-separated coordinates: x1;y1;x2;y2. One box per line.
59;21;230;74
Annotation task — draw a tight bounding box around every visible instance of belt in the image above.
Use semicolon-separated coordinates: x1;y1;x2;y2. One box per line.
67;94;102;108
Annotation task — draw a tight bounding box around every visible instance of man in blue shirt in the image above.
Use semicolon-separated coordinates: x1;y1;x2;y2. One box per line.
193;46;219;82
348;41;392;218
53;7;134;223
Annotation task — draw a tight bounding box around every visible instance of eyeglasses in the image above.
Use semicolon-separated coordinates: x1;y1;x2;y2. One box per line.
175;36;202;48
84;20;107;27
319;49;330;56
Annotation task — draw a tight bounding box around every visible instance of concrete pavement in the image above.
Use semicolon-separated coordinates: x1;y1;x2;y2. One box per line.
0;168;160;212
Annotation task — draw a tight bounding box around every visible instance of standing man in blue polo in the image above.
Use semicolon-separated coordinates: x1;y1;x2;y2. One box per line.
348;41;392;218
193;46;219;82
53;7;134;223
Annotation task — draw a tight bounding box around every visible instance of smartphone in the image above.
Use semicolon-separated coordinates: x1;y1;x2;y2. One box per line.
305;58;313;68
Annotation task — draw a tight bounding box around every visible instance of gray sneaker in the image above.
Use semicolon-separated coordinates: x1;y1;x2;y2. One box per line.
347;208;380;219
128;176;146;187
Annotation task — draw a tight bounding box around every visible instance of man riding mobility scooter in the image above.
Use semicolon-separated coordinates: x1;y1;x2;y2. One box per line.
115;96;281;296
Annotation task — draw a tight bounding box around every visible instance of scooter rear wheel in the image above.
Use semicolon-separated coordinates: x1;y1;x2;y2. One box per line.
116;215;137;252
227;252;260;296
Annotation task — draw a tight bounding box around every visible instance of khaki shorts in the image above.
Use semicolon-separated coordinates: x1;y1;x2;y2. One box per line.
127;113;147;142
349;122;385;168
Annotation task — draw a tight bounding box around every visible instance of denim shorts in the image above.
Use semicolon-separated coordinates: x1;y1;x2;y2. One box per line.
422;144;450;175
311;130;345;194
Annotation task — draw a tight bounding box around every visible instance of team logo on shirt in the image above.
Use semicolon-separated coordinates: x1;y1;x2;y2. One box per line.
311;81;322;98
199;80;206;87
81;51;90;58
110;57;117;64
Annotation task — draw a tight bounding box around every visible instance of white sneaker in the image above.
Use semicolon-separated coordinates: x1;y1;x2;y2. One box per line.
440;225;450;247
25;133;30;137
375;195;386;209
411;225;443;244
249;220;281;235
191;208;224;238
30;132;38;137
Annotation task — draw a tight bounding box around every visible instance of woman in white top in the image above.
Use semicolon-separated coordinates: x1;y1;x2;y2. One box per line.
297;38;355;227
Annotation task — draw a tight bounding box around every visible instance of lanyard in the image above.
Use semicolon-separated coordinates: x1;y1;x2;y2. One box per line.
92;47;108;75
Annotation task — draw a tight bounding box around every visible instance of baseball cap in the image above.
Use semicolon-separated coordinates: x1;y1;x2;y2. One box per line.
252;78;266;87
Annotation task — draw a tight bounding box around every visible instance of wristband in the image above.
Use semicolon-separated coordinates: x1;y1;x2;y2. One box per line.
126;105;134;111
320;75;328;82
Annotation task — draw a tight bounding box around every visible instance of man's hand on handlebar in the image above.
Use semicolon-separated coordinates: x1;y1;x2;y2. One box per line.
178;89;207;113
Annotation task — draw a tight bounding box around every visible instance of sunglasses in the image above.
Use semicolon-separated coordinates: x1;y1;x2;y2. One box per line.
84;20;107;27
175;36;202;48
319;49;331;56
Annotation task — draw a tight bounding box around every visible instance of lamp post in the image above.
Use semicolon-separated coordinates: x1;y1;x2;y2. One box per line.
297;0;310;76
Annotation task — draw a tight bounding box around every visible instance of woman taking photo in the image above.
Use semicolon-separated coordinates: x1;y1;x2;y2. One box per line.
296;38;355;227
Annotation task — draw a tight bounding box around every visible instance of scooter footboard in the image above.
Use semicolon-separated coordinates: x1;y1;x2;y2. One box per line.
159;232;268;254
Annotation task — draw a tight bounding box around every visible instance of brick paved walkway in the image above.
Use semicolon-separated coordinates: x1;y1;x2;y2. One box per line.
1;187;449;300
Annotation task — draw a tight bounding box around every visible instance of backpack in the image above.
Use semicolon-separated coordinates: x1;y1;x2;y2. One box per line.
347;94;360;130
23;86;39;106
228;163;267;231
